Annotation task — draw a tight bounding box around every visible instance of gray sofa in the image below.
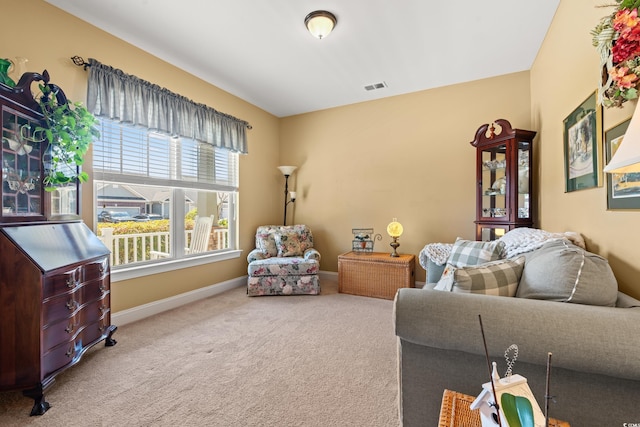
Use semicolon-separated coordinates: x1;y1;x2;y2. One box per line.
394;237;640;426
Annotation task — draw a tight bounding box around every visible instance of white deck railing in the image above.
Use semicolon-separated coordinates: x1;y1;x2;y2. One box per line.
99;228;229;267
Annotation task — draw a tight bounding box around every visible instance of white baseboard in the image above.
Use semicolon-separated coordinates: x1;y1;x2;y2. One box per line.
112;276;246;326
319;270;337;280
111;270;337;326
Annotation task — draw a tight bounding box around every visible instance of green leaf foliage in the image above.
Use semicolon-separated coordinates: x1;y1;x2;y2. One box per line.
500;393;534;427
620;0;640;11
32;84;100;189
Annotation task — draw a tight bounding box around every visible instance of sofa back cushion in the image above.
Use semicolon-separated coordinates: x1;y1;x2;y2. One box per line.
517;240;618;306
255;225;314;257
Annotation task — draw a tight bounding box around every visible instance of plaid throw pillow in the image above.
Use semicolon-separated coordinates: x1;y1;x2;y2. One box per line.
447;238;505;268
435;256;525;296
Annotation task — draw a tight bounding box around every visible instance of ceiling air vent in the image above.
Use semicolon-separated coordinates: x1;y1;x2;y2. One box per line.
364;81;387;91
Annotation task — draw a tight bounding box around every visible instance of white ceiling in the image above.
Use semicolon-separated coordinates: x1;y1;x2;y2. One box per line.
45;0;560;118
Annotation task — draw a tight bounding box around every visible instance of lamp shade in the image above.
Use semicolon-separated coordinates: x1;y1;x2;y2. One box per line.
277;165;297;176
305;11;337;39
386;218;403;238
604;105;640;173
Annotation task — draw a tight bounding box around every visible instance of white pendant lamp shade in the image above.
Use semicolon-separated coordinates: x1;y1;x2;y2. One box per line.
604;105;640;173
305;11;337;39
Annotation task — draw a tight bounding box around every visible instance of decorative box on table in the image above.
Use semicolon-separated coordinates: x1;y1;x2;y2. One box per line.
338;251;415;300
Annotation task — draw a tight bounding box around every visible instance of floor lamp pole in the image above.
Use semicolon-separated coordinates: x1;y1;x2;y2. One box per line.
283;174;290;226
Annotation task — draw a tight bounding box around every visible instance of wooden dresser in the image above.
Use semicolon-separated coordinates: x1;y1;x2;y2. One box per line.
0;221;116;415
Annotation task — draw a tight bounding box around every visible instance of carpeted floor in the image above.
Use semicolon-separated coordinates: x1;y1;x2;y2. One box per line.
0;275;399;426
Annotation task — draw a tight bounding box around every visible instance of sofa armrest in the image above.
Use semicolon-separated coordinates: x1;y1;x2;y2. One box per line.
394;288;640;381
304;248;321;261
617;291;640;308
247;248;267;263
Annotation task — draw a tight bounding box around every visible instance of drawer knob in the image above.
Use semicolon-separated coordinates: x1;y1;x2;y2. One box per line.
65;346;74;358
66;267;82;288
99;259;108;274
65;323;75;333
99;305;108;314
66;299;78;311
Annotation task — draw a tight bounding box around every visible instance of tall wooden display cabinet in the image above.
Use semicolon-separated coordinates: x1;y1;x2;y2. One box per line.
470;119;537;241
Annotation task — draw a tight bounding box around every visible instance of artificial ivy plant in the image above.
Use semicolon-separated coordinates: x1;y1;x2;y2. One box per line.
31;84;100;191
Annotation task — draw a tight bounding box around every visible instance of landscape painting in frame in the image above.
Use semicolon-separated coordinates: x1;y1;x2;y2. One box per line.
605;118;640;209
563;91;602;192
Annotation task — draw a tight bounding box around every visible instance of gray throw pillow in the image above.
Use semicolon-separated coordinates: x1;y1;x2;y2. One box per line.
447;238;506;268
434;256;525;296
517;240;618;306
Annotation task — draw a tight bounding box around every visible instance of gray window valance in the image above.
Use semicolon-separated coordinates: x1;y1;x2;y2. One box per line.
86;58;249;154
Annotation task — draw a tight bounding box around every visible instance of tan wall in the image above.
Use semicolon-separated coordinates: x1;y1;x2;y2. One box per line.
280;73;532;282
531;0;640;299
2;0;282;312
7;0;636;309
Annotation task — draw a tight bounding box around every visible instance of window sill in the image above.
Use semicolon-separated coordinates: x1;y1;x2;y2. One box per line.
111;250;243;282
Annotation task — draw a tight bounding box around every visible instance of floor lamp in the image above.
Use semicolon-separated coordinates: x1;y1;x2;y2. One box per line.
278;166;297;225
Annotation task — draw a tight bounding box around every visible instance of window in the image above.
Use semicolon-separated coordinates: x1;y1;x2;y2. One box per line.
93;118;237;269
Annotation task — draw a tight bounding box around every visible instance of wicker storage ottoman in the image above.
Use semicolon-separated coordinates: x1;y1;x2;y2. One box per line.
438;389;570;427
338;251;415;299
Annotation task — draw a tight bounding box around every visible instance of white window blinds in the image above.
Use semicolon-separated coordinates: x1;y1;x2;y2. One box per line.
93;119;238;191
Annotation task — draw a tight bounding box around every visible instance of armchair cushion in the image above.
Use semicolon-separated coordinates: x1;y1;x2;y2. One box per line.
248;257;319;277
274;232;304;257
256;231;278;257
255;224;314;257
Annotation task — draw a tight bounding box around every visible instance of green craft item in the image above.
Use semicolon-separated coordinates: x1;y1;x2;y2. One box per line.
501;392;534;427
0;58;16;87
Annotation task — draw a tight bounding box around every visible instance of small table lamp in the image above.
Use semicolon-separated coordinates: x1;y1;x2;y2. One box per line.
387;218;404;257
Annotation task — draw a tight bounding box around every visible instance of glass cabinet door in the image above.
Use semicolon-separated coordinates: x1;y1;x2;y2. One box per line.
2;108;44;219
479;225;509;242
480;143;507;219
516;141;531;219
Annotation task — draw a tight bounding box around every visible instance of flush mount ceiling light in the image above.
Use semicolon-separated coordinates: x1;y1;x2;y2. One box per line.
304;10;337;39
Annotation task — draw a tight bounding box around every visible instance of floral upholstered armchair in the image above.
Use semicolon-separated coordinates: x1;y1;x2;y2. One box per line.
247;225;321;296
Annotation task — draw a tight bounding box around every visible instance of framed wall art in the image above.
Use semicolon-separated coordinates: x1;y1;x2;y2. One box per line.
604;118;640;209
563;91;602;192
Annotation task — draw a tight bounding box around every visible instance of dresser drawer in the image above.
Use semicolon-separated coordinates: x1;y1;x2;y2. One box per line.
42;319;107;378
43;266;83;299
43;289;110;328
42;304;110;351
42;339;77;377
83;257;109;282
43;257;109;299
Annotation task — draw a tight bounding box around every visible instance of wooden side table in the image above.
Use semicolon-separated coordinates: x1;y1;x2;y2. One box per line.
337;251;415;299
438;389;570;427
